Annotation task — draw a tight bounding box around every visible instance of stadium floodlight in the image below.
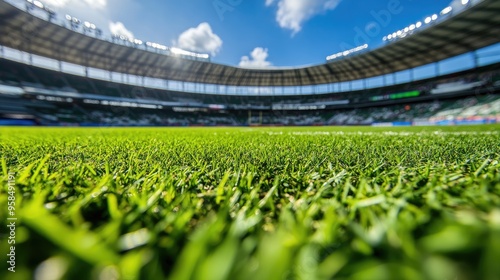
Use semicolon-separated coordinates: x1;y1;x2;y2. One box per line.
33;0;43;9
83;21;98;35
146;42;167;50
65;14;81;30
82;21;96;30
441;6;452;15
386;21;420;42
326;44;368;61
170;47;209;59
462;0;469;5
383;2;461;44
171;47;188;55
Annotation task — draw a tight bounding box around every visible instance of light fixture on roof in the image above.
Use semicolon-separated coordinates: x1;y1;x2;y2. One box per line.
326;44;368;61
65;14;81;30
383;1;474;44
146;42;168;51
33;0;43;9
441;6;452;15
66;15;79;23
83;21;97;30
385;18;427;42
82;21;99;37
170;47;210;59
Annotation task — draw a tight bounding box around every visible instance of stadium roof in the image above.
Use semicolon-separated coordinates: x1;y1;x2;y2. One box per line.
1;0;500;87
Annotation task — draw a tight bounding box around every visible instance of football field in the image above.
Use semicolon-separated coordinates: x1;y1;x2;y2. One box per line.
1;125;500;280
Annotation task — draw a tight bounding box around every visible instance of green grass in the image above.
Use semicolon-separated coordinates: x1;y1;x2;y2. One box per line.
1;125;500;280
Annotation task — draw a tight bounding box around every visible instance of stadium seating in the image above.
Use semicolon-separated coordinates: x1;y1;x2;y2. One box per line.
1;57;499;126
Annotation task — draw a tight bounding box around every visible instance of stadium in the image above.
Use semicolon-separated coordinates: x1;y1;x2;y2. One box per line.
0;0;499;126
1;0;500;279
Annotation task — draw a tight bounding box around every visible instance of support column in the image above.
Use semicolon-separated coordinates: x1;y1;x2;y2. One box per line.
473;51;479;69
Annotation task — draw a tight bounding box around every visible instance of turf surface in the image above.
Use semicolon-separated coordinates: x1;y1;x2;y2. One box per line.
1;125;500;280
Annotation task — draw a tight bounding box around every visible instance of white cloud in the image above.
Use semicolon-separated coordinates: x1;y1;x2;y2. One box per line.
109;21;134;39
83;0;106;9
175;22;223;56
42;0;106;9
41;0;70;7
239;47;272;68
266;0;342;34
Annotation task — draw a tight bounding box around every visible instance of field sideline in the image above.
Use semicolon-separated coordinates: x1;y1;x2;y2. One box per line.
1;125;500;280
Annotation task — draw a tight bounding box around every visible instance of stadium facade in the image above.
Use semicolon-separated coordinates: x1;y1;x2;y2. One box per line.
0;0;500;126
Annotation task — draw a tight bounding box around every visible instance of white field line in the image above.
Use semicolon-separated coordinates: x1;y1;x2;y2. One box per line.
262;131;500;136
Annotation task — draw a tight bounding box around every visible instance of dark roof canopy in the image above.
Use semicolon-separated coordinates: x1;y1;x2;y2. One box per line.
1;0;499;87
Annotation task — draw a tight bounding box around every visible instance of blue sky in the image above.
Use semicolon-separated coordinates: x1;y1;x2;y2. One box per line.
35;0;462;67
